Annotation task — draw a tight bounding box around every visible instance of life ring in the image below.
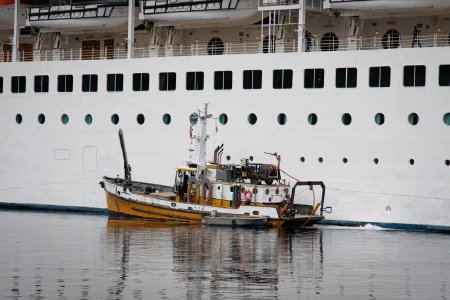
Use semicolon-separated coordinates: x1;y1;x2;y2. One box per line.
243;189;253;203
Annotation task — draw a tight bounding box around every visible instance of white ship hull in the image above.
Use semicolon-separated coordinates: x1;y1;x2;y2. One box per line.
0;46;449;230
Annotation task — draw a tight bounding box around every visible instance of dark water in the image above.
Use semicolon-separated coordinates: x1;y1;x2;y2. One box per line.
0;211;449;300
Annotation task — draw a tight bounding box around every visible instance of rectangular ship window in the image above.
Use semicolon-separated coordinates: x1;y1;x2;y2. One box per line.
369;66;391;87
336;68;357;88
403;65;426;87
34;75;49;93
107;74;123;92
11;76;26;93
214;71;232;90
243;70;262;89
304;69;324;89
0;76;3;93
186;72;204;90
82;74;98;92
439;65;450;86
57;75;73;92
273;69;293;89
133;73;150;91
159;72;176;91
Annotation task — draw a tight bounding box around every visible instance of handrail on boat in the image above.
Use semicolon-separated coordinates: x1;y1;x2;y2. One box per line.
290;181;326;217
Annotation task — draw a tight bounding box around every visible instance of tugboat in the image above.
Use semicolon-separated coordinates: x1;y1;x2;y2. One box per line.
100;104;329;228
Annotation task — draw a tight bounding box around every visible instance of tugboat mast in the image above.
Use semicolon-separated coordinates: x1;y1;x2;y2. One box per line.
190;103;212;181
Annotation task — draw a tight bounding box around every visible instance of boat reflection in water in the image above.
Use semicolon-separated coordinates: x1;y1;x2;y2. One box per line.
106;219;324;299
1;211;449;299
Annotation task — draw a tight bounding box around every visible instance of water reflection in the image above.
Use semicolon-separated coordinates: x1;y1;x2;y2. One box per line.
1;211;449;299
105;220;324;299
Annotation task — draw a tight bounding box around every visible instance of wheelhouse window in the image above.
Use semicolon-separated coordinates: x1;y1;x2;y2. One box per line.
403;65;426;87
273;69;293;89
107;73;123;92
336;68;357;88
304;69;324;88
439;65;450;86
11;76;26;93
34;75;49;93
186;72;204;90
57;75;73;92
369;66;390;87
133;73;150;91
82;74;98;92
243;70;262;89
214;71;232;90
159;72;176;91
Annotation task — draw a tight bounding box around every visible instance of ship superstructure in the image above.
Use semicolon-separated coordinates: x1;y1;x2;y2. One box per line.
0;0;449;230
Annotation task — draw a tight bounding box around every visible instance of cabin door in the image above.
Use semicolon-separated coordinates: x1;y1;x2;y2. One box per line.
82;40;100;60
1;43;32;62
19;43;33;61
2;44;11;62
104;39;114;59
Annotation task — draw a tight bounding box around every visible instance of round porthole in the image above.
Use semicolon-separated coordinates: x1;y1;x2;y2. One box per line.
137;114;145;125
308;113;317;125
409;159;415;165
375;113;385;125
382;29;400;49
219;113;228;125
320;32;339;51
443;113;450;125
249;156;254;161
300;157;305;162
277;113;287;125
111;114;119;125
342;113;352;125
85;114;93;125
248;113;257;125
189;113;198;125
408;113;419;125
163;113;171;125
445;159;450;166
38;114;45;124
230;186;234;192
207;37;224;55
61;114;69;125
226;155;231;161
16;114;22;124
318;157;323;163
343;158;348;163
265;189;269;195
374;158;379;165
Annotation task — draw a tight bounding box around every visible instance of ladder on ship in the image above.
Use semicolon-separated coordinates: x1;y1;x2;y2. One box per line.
258;0;305;53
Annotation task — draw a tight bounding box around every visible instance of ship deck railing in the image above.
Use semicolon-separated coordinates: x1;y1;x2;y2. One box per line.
1;33;448;62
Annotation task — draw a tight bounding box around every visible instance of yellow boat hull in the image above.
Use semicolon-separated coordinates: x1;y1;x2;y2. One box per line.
106;192;204;224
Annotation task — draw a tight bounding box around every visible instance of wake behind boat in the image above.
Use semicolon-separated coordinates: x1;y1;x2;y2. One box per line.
100;104;329;228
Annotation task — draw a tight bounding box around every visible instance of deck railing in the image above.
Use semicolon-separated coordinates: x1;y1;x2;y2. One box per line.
0;33;448;63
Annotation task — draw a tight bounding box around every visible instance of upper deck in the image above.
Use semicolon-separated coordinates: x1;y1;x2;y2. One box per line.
1;32;449;62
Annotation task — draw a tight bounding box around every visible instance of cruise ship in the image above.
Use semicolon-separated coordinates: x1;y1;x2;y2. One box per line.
1;0;449;231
